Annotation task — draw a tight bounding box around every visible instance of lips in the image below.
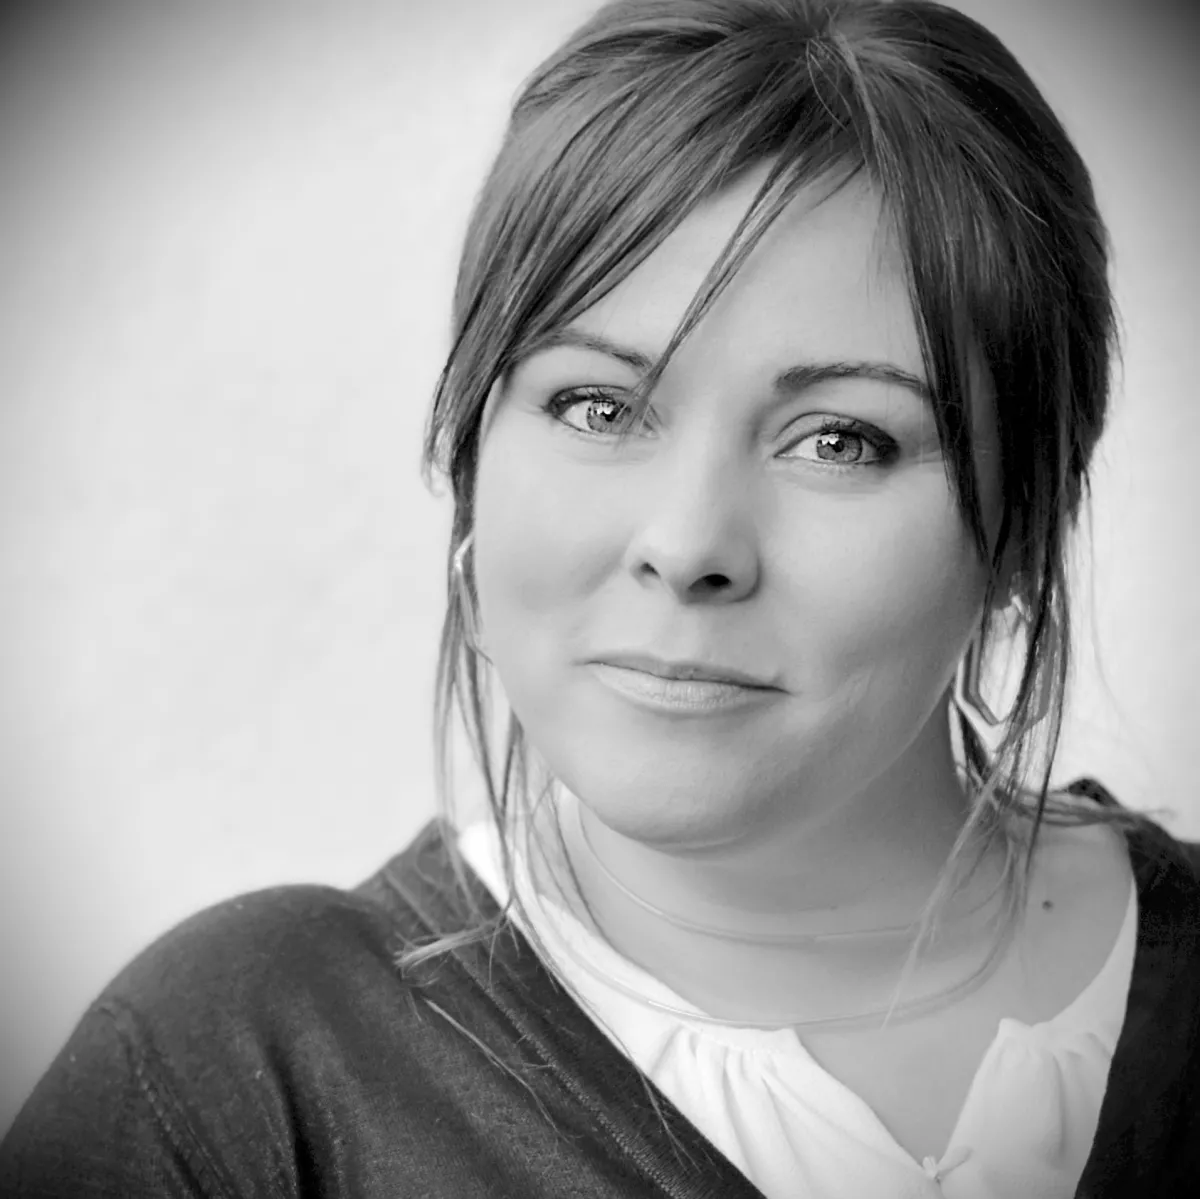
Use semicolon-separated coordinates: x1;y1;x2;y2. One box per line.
591;651;777;689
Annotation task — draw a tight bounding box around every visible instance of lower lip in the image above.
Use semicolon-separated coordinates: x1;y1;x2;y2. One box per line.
590;663;776;714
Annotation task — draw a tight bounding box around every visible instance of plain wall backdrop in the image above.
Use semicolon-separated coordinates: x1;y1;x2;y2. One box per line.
1;0;1197;1134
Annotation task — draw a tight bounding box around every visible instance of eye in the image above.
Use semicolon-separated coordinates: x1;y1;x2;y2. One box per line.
543;388;645;437
782;418;896;468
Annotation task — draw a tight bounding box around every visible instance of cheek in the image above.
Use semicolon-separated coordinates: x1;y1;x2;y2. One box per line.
472;423;597;646
790;481;984;695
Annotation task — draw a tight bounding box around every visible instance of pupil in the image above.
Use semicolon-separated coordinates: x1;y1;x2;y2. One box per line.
586;399;624;433
817;431;861;462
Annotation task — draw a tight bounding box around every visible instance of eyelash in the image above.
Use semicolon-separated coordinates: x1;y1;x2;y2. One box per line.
542;389;899;470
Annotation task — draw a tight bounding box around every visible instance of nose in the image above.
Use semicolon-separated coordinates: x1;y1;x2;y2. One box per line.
623;443;761;605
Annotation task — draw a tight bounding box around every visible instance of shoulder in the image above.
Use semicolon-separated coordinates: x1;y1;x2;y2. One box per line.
100;815;472;1025
70;814;486;1062
1;833;470;1195
1055;776;1200;894
78;812;500;1070
78;878;425;1115
1051;779;1200;1036
102;879;404;1020
1026;780;1200;992
20;874;415;1122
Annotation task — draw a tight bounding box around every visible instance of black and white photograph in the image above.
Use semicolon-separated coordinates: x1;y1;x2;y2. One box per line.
1;1;1197;1195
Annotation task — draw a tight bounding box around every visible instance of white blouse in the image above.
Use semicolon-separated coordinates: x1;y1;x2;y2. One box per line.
456;798;1137;1199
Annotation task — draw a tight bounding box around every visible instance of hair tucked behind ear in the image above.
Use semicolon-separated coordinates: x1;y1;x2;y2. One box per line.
400;0;1172;1127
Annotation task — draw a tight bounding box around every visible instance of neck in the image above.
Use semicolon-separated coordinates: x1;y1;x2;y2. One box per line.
570;709;982;930
538;708;1011;1025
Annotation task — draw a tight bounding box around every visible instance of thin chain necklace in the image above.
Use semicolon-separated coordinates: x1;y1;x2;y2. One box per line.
516;797;1022;1032
573;798;1005;945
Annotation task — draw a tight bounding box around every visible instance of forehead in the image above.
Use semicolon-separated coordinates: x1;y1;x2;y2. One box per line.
570;169;922;378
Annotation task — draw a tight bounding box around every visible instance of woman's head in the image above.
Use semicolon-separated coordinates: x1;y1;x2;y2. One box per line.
471;169;1003;857
422;0;1114;873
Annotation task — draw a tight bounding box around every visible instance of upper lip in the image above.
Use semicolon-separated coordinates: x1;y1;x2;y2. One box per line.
593;652;777;689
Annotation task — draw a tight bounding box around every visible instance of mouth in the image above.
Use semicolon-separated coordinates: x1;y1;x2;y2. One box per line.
590;652;778;689
587;655;780;716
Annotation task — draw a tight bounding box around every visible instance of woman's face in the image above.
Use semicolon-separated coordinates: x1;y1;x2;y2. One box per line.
472;170;1001;851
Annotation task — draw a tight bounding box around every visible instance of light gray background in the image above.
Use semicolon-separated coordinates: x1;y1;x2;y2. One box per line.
1;0;1196;1133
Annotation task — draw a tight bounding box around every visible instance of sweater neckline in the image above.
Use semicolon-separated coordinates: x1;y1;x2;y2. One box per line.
370;783;1199;1196
457;803;1139;1179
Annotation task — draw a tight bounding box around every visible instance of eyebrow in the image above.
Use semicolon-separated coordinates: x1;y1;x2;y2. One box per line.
523;327;931;406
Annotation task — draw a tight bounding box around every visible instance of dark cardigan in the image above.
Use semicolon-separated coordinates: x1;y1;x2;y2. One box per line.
2;780;1198;1198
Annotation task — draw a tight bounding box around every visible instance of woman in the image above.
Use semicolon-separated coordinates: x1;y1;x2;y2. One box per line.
2;1;1197;1196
